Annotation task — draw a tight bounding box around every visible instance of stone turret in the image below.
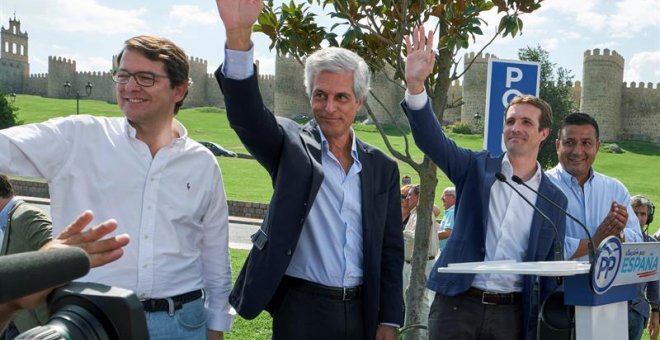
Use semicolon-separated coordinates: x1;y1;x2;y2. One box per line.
462;52;496;129
580;49;625;141
274;54;308;118
47;56;76;98
1;15;29;76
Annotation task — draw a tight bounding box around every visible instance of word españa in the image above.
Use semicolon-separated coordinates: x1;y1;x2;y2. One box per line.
621;255;658;273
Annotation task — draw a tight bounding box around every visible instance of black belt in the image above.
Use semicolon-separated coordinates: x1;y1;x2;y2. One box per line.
465;287;521;305
141;289;203;313
283;276;362;301
405;256;436;264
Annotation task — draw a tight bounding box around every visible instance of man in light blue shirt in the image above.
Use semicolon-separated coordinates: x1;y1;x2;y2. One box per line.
546;112;642;261
214;1;404;339
437;187;455;252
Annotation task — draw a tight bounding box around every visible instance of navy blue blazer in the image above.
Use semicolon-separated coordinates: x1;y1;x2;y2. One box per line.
216;67;404;339
403;100;567;340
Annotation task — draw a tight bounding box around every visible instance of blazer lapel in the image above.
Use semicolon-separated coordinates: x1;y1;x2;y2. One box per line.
483;156;502;235
357;140;373;261
300;122;324;214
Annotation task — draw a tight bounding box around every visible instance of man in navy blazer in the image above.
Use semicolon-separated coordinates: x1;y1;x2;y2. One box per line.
403;27;567;340
213;1;404;339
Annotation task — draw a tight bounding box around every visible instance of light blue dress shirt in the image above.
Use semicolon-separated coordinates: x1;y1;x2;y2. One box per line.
0;197;18;247
223;45;365;288
546;164;642;260
438;205;454;251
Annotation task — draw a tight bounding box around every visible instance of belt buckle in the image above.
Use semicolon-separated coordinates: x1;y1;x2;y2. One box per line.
481;292;496;305
342;287;349;301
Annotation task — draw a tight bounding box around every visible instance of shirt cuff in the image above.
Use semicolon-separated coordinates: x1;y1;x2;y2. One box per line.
223;45;255;80
380;322;400;328
404;88;428;111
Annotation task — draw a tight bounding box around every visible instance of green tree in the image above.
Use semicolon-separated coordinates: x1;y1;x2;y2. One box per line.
518;45;578;169
256;1;544;338
0;92;21;129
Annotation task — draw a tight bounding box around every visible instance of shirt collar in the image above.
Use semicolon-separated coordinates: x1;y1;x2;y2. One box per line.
500;153;542;184
556;163;595;186
124;118;188;145
0;197;19;232
316;121;359;161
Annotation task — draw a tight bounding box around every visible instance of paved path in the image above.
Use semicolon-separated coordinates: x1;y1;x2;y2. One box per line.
22;196;260;250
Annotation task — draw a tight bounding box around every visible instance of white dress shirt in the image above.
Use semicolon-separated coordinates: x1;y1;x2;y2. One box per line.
471;156;542;293
0;115;234;331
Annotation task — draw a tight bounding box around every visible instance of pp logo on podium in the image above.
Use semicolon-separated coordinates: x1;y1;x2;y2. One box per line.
591;236;623;295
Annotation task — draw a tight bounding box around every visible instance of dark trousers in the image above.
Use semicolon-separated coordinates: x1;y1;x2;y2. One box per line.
428;292;523;340
271;278;365;340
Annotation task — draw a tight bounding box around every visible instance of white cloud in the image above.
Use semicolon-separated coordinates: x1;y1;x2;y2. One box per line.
541;38;560;52
610;0;660;36
169;5;217;27
77;57;112;73
31;0;148;35
625;51;660;83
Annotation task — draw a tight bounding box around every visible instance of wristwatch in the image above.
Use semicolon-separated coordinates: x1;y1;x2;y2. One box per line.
651;303;660;313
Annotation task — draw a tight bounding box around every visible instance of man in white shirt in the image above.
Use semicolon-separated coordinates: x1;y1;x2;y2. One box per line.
0;36;234;339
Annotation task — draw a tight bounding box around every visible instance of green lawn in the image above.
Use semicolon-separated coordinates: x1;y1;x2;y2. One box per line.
8;94;660;339
9;94;660;229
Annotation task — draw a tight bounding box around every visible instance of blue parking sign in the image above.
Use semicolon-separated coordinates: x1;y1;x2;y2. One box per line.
484;59;540;155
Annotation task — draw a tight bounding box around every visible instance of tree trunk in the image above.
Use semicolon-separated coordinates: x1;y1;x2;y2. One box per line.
402;47;453;340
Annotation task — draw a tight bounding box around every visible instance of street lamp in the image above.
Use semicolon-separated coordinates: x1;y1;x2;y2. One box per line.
63;81;93;115
474;112;482;134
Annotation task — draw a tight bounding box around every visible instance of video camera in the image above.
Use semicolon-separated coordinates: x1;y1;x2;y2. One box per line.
16;282;148;340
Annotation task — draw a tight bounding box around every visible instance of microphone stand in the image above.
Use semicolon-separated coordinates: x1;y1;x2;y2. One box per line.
511;175;595;264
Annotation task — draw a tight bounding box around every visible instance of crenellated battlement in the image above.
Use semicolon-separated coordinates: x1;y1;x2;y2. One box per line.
189;56;208;65
584;48;625;69
48;55;76;66
623;81;660;90
2;13;660;145
464;52;497;63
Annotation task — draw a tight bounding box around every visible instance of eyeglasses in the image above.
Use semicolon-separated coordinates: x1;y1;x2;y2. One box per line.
401;194;408;199
112;70;169;87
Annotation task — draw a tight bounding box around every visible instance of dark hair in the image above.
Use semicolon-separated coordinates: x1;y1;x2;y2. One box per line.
0;174;15;199
410;184;420;196
116;35;190;114
557;112;600;140
505;95;553;131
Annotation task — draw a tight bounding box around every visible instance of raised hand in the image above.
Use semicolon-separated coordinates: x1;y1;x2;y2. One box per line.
405;26;436;95
43;210;130;268
215;0;263;51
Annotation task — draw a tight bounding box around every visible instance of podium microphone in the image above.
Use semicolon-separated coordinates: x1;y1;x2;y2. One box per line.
0;247;90;304
511;175;595;264
495;172;564;262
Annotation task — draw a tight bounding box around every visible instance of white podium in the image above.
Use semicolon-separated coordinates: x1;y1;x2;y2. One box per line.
438;237;659;340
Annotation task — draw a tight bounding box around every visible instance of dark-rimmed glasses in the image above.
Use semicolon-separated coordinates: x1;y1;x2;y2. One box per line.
112;70;169;87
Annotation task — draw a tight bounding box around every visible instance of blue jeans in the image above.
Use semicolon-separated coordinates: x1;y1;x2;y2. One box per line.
628;309;646;340
145;298;207;340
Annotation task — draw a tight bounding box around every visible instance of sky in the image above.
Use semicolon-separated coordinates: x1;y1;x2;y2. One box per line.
1;0;658;84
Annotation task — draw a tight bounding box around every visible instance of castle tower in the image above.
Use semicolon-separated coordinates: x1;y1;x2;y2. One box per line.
461;52;495;130
368;65;405;125
187;56;209;107
1;14;29;77
274;54;308;118
580;49;624;141
47;56;77;98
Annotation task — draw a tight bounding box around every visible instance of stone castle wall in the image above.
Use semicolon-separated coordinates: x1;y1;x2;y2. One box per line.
1;16;659;144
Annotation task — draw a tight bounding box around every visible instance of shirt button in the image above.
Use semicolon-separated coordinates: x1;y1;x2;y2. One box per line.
144;235;149;239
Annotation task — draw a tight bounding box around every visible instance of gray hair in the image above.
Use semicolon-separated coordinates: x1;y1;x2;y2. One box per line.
631;195;653;212
443;187;456;197
304;47;370;102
